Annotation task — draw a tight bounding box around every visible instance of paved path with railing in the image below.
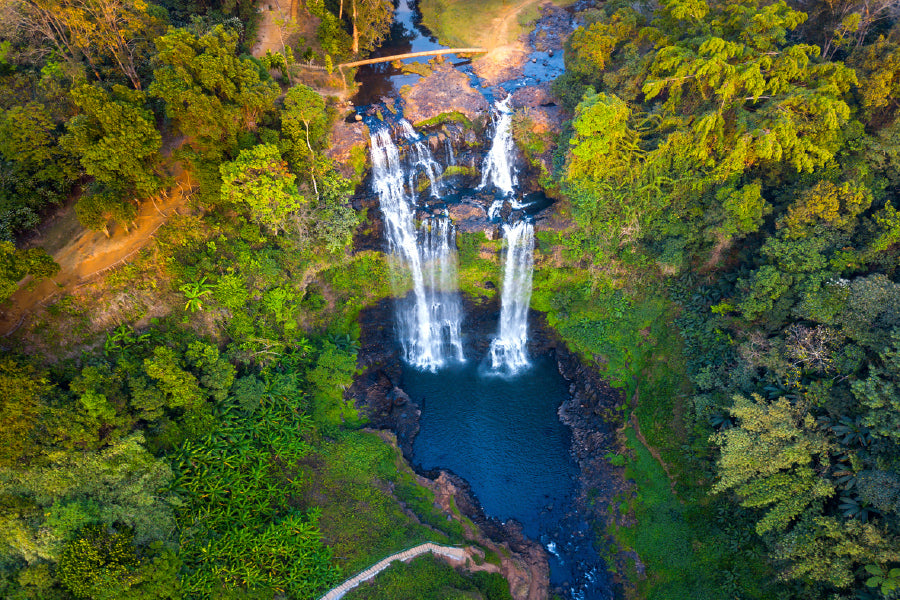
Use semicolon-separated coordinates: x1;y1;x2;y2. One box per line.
319;542;468;600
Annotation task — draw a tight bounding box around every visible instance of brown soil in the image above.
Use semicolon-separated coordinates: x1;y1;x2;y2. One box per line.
0;165;196;337
471;0;552;86
251;0;302;58
252;0;351;97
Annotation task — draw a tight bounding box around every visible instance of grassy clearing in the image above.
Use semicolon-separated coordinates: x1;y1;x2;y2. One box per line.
419;0;507;48
612;419;781;600
419;0;573;48
343;553;512;600
313;431;465;576
533;248;784;598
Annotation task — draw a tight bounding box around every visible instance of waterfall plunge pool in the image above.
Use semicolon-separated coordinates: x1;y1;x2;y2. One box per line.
406;353;612;599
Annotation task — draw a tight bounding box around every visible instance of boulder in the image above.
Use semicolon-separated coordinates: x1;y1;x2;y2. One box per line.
401;63;489;126
327;118;368;180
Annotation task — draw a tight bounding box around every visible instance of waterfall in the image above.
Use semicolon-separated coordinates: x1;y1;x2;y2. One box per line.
368;122;464;370
479;97;517;217
444;137;456;166
489;222;534;375
418;218;465;362
477;97;534;374
400;120;442;198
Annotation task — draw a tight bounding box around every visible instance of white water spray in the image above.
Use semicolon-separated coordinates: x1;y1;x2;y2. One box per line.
479;97;517;201
400;120;443;198
368;122;464;370
444;137;456;166
416;217;465;363
490;221;534;374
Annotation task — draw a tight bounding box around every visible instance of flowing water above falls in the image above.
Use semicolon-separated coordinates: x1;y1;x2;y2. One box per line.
368;122;464;370
490;221;535;374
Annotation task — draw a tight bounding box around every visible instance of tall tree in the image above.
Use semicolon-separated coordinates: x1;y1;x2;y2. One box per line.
8;0;167;88
349;0;392;55
149;25;279;159
713;394;835;535
0;240;59;301
61;84;163;199
219;143;305;236
0;358;52;467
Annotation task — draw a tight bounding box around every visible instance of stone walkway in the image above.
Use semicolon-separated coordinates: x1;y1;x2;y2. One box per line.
319;542;468;600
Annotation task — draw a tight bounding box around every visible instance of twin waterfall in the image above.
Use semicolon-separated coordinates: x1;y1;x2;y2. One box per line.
489;221;535;374
367;101;535;374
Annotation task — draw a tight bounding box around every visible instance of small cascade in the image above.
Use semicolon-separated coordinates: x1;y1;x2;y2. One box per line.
490;221;535;374
444;137;456;166
400;120;442;198
479;97;517;217
368;121;464;370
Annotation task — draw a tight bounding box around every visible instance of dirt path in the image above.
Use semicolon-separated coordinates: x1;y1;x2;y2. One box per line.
251;0;296;58
628;389;682;501
472;0;546;86
318;543;471;600
1;0;294;338
0;168;194;337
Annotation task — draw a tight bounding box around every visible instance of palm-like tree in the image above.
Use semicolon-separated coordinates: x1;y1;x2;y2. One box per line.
180;276;214;312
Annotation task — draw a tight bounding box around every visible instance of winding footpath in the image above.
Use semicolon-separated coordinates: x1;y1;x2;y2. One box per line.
319;543;469;600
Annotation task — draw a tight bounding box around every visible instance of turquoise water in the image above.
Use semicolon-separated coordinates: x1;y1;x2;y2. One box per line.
406;355;612;598
408;356;575;525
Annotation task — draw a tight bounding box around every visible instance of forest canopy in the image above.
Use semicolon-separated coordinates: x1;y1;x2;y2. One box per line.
548;0;900;596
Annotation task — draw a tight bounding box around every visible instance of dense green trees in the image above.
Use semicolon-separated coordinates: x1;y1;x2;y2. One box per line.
0;327;361;598
150;26;279;159
0;242;59;301
0;101;77;239
0;0;400;597
553;0;900;596
7;0;167;89
713;395;834;535
220;143;305;235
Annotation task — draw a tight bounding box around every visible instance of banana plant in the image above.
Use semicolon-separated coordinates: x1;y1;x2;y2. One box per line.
180;276;214;312
865;564;900;596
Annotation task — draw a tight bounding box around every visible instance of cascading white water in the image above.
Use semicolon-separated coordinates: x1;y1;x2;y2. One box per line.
444;137;456;166
369;122;464;370
479;97;517;220
400;120;442;198
418;217;465;362
490;221;535;374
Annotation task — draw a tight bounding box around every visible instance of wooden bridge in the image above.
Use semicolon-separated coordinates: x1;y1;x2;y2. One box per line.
337;47;486;70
